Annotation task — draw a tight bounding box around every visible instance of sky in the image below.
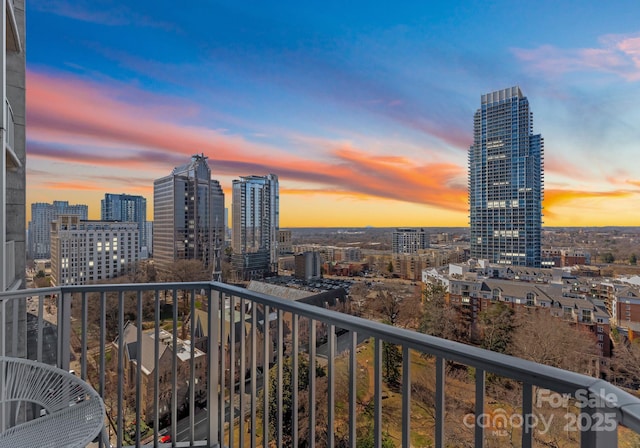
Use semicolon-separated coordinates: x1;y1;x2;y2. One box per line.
25;1;640;227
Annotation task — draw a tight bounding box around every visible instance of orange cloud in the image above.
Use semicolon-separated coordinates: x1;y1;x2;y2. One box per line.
627;180;640;188
544;188;634;218
41;181;106;191
331;145;468;211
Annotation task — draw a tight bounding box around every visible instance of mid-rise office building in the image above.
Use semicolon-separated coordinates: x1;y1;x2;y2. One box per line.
50;215;139;286
231;174;279;280
28;201;88;259
392;228;429;254
294;251;322;281
101;193;147;257
278;229;292;256
153;155;225;273
469;86;543;267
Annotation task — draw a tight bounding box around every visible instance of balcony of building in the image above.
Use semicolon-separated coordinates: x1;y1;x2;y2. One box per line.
5;0;22;54
1;281;640;447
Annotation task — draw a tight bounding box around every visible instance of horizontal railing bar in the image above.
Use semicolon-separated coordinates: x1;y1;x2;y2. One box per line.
0;286;62;298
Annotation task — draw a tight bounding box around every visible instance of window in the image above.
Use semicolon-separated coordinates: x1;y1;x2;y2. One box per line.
526;292;535;307
492;289;500;301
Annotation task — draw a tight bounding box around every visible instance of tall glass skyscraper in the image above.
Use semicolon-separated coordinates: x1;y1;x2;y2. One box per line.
469;86;543;267
153;155;225;273
231;174;279;280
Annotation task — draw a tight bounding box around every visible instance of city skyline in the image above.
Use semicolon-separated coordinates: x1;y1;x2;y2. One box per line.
26;1;640;227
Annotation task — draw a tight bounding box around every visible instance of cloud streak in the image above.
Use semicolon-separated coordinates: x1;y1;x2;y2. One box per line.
30;69;638;222
513;33;640;81
543;189;636;218
26;70;469;213
31;1;177;31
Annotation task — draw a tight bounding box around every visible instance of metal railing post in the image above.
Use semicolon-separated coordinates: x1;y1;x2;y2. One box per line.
475;368;485;448
57;291;71;372
401;345;411;448
435;356;445;448
581;392;618;448
208;287;220;446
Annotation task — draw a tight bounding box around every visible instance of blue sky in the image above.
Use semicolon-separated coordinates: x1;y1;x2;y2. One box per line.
26;1;640;226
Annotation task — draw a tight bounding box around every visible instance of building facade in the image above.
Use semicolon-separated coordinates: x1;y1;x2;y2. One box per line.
426;261;612;371
50;215;139;285
29;201;88;260
294;251;322;281
292;245;362;263
144;221;153;257
1;0;26;358
231;174;279;281
469;86;543;267
278;229;292;256
392;228;429;254
101;193;147;257
153;155;225;274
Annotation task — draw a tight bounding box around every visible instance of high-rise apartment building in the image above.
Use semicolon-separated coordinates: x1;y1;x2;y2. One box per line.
469;86;543;267
1;0;25;291
145;221;153;256
231;174;279;280
1;0;26;358
153;155;225;274
392;228;429;254
28;201;88;259
50;215;139;286
101;193;147;257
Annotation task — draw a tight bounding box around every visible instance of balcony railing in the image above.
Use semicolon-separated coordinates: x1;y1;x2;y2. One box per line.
2;281;640;447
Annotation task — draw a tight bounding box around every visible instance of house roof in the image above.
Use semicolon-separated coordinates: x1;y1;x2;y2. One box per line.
117;322;204;375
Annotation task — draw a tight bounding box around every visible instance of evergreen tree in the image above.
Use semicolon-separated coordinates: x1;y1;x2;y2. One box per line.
382;341;402;386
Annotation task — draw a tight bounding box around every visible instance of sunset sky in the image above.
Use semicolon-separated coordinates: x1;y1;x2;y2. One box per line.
26;1;640;227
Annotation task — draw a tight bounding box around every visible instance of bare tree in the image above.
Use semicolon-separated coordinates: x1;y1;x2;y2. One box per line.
609;338;640;387
511;309;598;375
420;284;466;342
348;282;368;317
161;260;210;338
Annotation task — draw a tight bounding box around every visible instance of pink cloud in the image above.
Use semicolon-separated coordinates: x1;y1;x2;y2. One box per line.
544;154;587;179
512;33;640;81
